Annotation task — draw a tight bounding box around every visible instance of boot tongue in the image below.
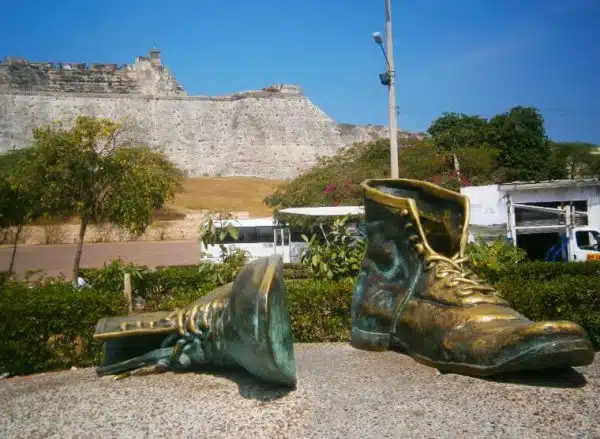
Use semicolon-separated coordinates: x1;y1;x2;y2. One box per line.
376;183;467;257
418;207;464;257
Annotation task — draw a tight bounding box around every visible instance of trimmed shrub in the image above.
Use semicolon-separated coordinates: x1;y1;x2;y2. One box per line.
0;280;127;375
0;271;9;286
286;278;354;342
282;263;311;280
2;260;599;376
81;260;217;300
495;273;600;347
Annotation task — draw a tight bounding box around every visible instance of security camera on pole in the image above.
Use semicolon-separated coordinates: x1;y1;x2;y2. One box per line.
372;0;399;178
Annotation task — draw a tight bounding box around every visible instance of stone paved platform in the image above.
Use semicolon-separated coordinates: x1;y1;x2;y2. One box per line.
1;343;598;438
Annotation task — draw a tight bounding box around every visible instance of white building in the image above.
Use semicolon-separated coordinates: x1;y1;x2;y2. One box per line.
462;178;600;259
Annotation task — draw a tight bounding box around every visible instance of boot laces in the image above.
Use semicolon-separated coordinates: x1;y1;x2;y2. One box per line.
424;255;498;297
167;300;225;338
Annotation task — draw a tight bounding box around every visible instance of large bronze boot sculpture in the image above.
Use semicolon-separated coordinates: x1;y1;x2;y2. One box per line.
351;178;595;376
93;255;296;387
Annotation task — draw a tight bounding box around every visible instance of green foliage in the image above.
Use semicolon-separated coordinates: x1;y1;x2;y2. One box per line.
198;210;241;259
301;216;365;280
453;146;501;185
264;106;598;225
286;278;354;342
29;116;184;277
0;147;50;275
266;137;434;228
397;139;448;181
198;248;250;286
198;211;240;248
485;260;600;282
427;112;489;151
81;259;147;295
2;260;600;375
495;272;600;347
0;280;127;375
548;141;600;179
282;263;311;280
426;106;600;184
465;236;527;281
486;106;554;181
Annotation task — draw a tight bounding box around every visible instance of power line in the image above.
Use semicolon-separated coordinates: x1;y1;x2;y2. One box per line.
393;106;600;118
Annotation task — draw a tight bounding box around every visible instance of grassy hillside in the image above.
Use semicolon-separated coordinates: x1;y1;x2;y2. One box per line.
27;177;284;225
166;176;283;217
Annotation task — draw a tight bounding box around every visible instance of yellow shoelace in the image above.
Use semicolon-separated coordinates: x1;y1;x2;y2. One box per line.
425;254;497;297
166;300;225;337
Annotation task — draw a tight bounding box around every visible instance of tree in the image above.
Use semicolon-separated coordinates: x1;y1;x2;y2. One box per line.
30;116;184;279
427;112;489;151
0;147;47;277
397;139;449;180
548;141;600;179
486;106;553;182
453;146;501;185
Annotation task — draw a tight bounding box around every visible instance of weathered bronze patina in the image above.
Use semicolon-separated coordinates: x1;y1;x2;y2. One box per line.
93;255;296;387
351;178;595;376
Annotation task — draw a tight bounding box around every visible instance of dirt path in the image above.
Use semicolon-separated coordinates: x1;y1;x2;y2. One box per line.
0;240;201;279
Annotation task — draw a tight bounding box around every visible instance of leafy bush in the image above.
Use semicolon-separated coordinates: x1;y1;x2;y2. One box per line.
495;260;600;282
286;278;354;342
465;236;527;282
81;259;149;296
282;263;311;280
496;273;600;347
198;248;249;285
0;271;9;286
2;260;599;376
301;216;365;280
0;280;127;375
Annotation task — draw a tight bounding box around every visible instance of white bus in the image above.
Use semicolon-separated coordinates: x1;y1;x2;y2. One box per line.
200;217;307;264
200;206;365;264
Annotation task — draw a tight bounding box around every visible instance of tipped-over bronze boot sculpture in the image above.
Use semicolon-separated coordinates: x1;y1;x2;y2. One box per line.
93;255;297;387
351;178;595;376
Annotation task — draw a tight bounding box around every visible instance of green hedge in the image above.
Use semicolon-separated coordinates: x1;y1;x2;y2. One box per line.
80;261;311;300
0;276;350;375
1;261;599;376
490;266;600;347
0;281;127;375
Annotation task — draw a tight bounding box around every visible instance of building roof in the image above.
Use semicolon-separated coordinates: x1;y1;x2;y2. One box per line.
499;178;600;191
278;206;364;217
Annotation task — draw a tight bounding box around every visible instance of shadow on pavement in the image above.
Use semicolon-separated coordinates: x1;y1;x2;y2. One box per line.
194;367;296;402
476;368;588;388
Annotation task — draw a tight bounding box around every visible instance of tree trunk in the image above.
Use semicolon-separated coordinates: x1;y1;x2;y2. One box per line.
8;225;22;279
73;216;89;281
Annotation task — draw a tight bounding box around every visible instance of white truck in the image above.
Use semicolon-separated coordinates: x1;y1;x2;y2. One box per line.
506;201;600;262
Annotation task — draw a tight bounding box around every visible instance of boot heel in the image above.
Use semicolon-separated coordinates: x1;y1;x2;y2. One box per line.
351;327;391;351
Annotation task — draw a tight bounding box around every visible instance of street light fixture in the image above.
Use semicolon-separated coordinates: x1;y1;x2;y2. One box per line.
372;0;399;178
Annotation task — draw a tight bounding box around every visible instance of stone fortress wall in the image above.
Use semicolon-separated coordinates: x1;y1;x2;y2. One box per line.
0;49;420;179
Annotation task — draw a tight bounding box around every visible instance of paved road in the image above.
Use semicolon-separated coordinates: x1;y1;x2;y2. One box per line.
1;343;598;438
0;240;201;279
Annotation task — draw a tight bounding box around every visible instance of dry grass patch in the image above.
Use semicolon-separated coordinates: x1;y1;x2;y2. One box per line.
167;176;283;217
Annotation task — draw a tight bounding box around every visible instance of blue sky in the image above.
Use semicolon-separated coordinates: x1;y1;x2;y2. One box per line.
2;0;599;144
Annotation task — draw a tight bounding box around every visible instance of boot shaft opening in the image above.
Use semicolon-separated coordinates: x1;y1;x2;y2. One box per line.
361;179;469;258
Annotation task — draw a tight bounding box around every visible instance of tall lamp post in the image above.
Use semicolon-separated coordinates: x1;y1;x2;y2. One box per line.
372;0;399;178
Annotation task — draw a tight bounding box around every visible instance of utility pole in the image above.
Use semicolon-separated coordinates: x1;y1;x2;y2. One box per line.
385;0;399;178
373;0;399;178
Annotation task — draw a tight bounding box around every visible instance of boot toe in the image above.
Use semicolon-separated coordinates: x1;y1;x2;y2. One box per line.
467;320;595;376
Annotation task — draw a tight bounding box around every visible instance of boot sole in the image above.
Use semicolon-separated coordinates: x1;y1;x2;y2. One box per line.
352;327;595;376
395;336;595;377
351;327;391;352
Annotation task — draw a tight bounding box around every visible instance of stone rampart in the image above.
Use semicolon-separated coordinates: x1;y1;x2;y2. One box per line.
0;50;421;179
